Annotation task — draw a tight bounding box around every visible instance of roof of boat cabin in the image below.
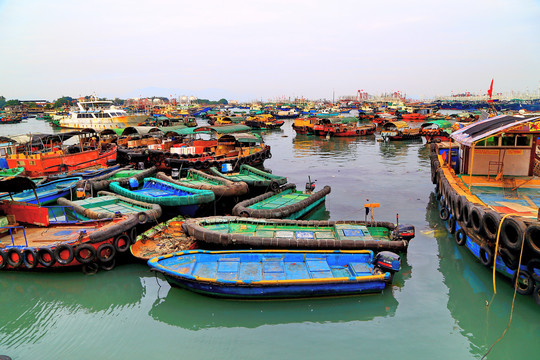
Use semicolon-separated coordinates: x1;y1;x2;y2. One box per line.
450;114;540;146
382;120;409;129
194;124;252;134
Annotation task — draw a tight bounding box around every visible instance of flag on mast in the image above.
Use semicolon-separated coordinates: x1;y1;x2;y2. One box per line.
487;79;494;99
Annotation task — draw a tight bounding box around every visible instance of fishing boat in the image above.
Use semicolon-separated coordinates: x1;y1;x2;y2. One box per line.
419;120;454;143
243;114;284;129
292;116;318;134
78;166;157;193
4;130;117;177
56;100;147;130
57;190;161;222
209;164;287;192
182;216;415;252
430;114;540;304
232;183;331;219
0;176;80;205
0;177;140;273
148;249;401;298
0;167;25;178
155;170;249;197
380;121;421;141
46;164;121;182
109;177;215;217
131;216;196;260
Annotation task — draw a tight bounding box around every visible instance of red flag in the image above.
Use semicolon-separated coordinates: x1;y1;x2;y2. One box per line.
487;79;494;98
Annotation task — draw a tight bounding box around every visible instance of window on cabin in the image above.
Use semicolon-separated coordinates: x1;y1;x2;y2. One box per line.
516;135;532;147
501;134;516;147
481;136;498;147
77;114;83;118
0;149;5;156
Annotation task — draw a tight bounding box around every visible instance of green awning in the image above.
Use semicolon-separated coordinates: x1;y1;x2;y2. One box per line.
194;124;252;134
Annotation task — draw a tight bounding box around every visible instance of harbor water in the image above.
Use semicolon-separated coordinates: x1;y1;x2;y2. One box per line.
1;118;539;359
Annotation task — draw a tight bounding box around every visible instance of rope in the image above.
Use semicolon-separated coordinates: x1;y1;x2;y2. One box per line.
482;216;527;359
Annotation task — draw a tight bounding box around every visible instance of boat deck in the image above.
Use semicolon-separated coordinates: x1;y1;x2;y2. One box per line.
77;196;149;213
249;191;311;210
0;224;101;247
204;222;391;242
160;252;375;281
457;174;540;218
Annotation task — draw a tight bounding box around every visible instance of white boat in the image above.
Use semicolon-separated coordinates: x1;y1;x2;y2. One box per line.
57;101;147;130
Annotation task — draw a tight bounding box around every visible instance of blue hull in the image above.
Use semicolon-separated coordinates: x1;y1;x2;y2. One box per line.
0;176;81;205
149;249;391;299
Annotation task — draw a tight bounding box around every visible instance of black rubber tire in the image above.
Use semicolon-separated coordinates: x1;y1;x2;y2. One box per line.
113;234;130;253
0;250;5;270
54;244;74;266
37;248;56;267
499;248;519;270
270;180;280;192
455;228;467;246
82;262;99;275
455;195;466;221
479;245;493;267
137;212;148;224
5;248;23;268
22;248;38;269
525;225;540;257
512;269;535;296
129;227;138;245
96;243;116;262
74;244;96;264
483;210;502;242
239;210;251;218
501;217;527;252
462;202;473;228
100;258;116;271
439;207;450;221
448;216;456;235
194;160;202;170
470;206;485;237
533;284;540;306
527;259;540;283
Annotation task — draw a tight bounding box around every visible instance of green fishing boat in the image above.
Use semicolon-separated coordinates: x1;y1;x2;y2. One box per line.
232;183;331;219
155;170;249;197
57;190;162;222
0;167;25;178
209;164;287;191
183;216;416;252
80;166;157;193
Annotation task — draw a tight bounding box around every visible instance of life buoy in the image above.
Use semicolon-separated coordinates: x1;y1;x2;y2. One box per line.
96;243;116;262
37;247;56;267
75;244;96;264
5;248;23;268
499;248;519;270
22;248;38;269
525;225;540;256
470;206;485;236
482;210;501;242
0;250;5;270
527;259;540;283
54;244;74;265
439;207;450;221
113;234;130;253
501;216;527;252
455;228;467;246
479;245;493;267
512;269;535;295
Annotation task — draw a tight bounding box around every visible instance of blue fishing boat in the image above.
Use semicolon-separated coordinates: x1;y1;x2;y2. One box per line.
47;164;121;181
148;249;401;299
0;176;81;205
109;177;214;217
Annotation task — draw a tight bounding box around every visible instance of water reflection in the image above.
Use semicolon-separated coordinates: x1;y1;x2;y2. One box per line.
425;193;540;358
292;134;375;159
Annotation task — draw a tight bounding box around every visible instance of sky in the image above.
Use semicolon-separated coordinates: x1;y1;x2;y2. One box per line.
1;0;539;102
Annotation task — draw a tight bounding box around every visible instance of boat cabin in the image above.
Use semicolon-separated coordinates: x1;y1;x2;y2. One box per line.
449;114;540;177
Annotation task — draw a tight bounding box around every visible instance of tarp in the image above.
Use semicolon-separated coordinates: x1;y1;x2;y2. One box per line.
420;120;453;130
382;121;409;130
450;114;540;146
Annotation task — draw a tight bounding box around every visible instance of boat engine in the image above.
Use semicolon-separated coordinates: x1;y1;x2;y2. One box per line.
393;224;415;241
373;251;401;284
305;176;316;194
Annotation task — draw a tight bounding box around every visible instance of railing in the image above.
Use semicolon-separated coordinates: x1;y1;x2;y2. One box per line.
0;226;28;247
47;206;80;223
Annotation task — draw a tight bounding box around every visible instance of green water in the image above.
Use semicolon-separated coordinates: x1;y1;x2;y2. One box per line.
1;118;539;359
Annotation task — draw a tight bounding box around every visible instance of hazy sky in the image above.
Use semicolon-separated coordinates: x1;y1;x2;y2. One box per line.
1;0;539;102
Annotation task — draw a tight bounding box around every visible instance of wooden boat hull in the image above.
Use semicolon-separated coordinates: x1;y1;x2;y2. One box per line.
183;216;414;252
148;249;392;299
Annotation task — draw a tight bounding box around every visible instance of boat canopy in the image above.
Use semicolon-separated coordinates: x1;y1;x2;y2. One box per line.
159;126;196;137
382;121;409;130
121;126;160;136
194;124;252;134
420;120;453;130
218;133;262;144
0;176;36;193
450;114;540;146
